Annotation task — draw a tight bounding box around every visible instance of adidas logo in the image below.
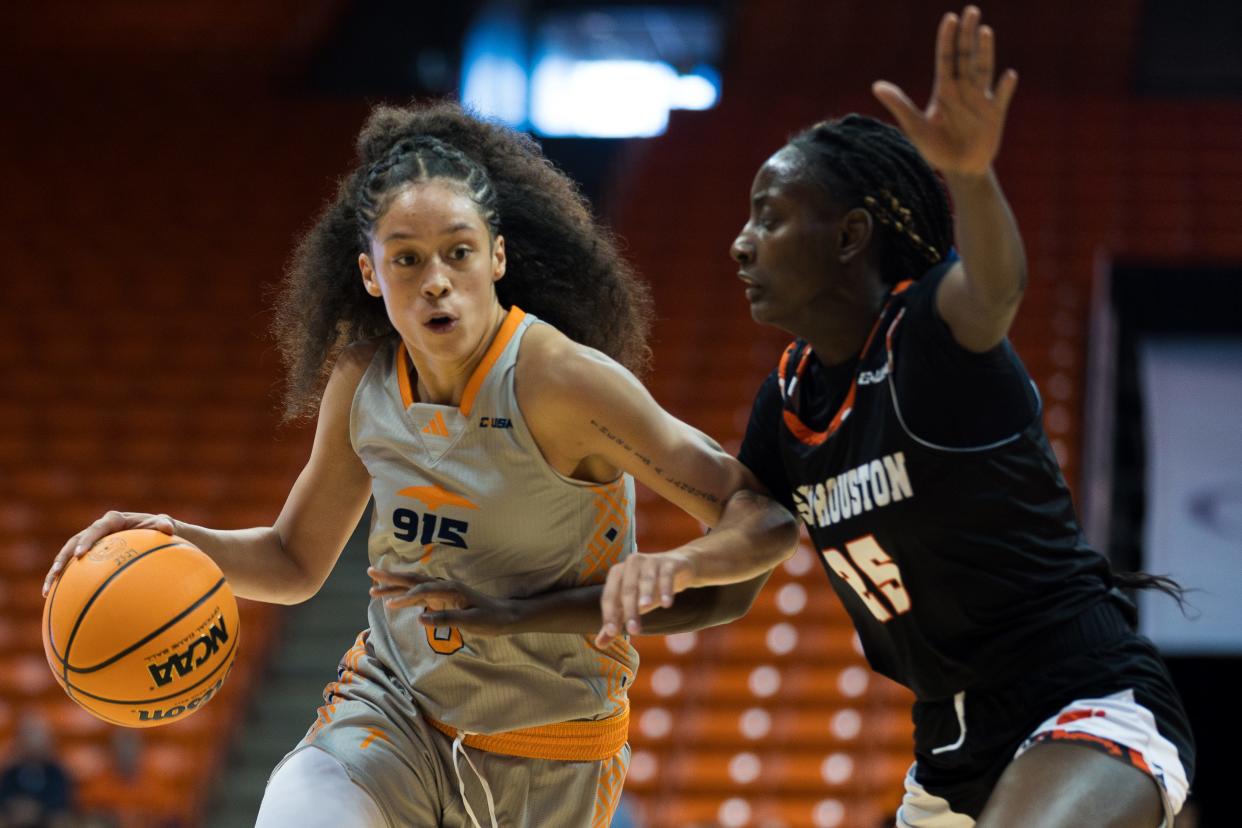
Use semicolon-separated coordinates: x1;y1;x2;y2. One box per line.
422;411;450;437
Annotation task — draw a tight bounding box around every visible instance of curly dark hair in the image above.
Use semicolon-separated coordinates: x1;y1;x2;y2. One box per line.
788;114;954;285
271;100;653;420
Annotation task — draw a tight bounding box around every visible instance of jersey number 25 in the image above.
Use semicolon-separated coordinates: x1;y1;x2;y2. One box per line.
820;534;911;623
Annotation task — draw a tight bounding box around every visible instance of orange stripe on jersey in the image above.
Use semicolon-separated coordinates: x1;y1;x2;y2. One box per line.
427;703;629;762
780;280;915;447
460;305;527;417
579;481;630;585
777;341;797;387
397;343;416;408
395;305;526;412
396;484;479;511
589;482;627;517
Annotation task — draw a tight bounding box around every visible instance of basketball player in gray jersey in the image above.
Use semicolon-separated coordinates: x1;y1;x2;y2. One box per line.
47;102;799;827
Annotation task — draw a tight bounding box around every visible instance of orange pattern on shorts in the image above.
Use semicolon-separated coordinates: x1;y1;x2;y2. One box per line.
1031;726;1154;777
359;727;391;750
307;631;369;742
591;749;628;828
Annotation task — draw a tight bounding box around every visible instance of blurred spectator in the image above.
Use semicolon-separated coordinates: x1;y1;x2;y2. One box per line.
0;713;74;828
78;730;180;828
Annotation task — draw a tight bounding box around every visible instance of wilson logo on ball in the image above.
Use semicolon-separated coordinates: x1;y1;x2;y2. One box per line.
147;616;231;687
135;676;226;723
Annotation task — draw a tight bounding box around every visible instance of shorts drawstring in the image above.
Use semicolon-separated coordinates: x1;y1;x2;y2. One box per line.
451;731;499;828
930;691;967;755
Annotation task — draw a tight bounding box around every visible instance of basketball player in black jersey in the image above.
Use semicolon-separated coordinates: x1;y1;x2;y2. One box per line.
600;6;1195;827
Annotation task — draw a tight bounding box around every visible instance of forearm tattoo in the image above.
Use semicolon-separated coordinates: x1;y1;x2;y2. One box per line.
590;419;720;504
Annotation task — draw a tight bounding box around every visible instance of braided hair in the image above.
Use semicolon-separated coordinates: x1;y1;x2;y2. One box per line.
788;114;954;285
272;101;653;421
357;135;500;242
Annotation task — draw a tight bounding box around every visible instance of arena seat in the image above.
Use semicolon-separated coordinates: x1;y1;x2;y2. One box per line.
0;99;351;825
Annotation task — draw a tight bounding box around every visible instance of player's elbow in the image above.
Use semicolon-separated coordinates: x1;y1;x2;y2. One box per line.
703;571;774;627
750;495;800;571
270;536;332;605
259;568;322;605
771;508;800;563
967;262;1027;315
270;578;321;606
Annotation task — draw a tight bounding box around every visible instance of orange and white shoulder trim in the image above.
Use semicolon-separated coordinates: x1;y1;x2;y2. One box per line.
395;306;528;411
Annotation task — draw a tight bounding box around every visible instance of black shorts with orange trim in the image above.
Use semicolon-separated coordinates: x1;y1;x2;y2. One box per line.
908;625;1195;820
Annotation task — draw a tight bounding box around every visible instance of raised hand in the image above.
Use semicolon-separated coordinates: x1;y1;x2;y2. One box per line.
44;510;179;597
872;5;1018;177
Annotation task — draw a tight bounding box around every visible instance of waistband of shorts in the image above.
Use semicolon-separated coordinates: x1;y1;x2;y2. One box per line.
427;703;629;761
977;599;1134;690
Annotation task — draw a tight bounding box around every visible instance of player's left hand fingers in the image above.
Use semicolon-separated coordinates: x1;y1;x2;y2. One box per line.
393;580;472;608
656;558;680;609
384;588;466;610
595;564;625;647
620;556;644;636
636;558;659;614
420;606;514;636
419;608;468;627
367;567;432;588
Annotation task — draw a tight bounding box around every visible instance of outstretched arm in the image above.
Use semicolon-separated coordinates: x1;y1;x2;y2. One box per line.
373;546;771;640
370;329;799;642
873;5;1026;352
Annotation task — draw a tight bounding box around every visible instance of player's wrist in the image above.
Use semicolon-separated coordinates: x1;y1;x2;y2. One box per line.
673;549;706;590
501;595;535;633
942;166;998;193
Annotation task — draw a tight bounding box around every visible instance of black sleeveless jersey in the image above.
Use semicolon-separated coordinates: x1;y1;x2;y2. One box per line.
739;266;1115;700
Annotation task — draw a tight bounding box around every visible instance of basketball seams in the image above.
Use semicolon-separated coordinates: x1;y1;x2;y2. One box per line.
76;703;138;728
67;577;227;673
57;541;194;699
62;634;239;706
44;560;66;664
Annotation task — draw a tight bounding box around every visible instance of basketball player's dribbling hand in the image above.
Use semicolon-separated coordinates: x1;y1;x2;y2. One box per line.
871;5;1017;178
43;510;179;597
595;550;694;648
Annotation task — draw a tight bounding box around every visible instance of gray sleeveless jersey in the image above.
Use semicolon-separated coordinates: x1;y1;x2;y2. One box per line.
350;308;639;736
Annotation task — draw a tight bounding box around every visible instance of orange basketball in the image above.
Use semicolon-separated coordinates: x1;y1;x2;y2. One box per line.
42;529;240;728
